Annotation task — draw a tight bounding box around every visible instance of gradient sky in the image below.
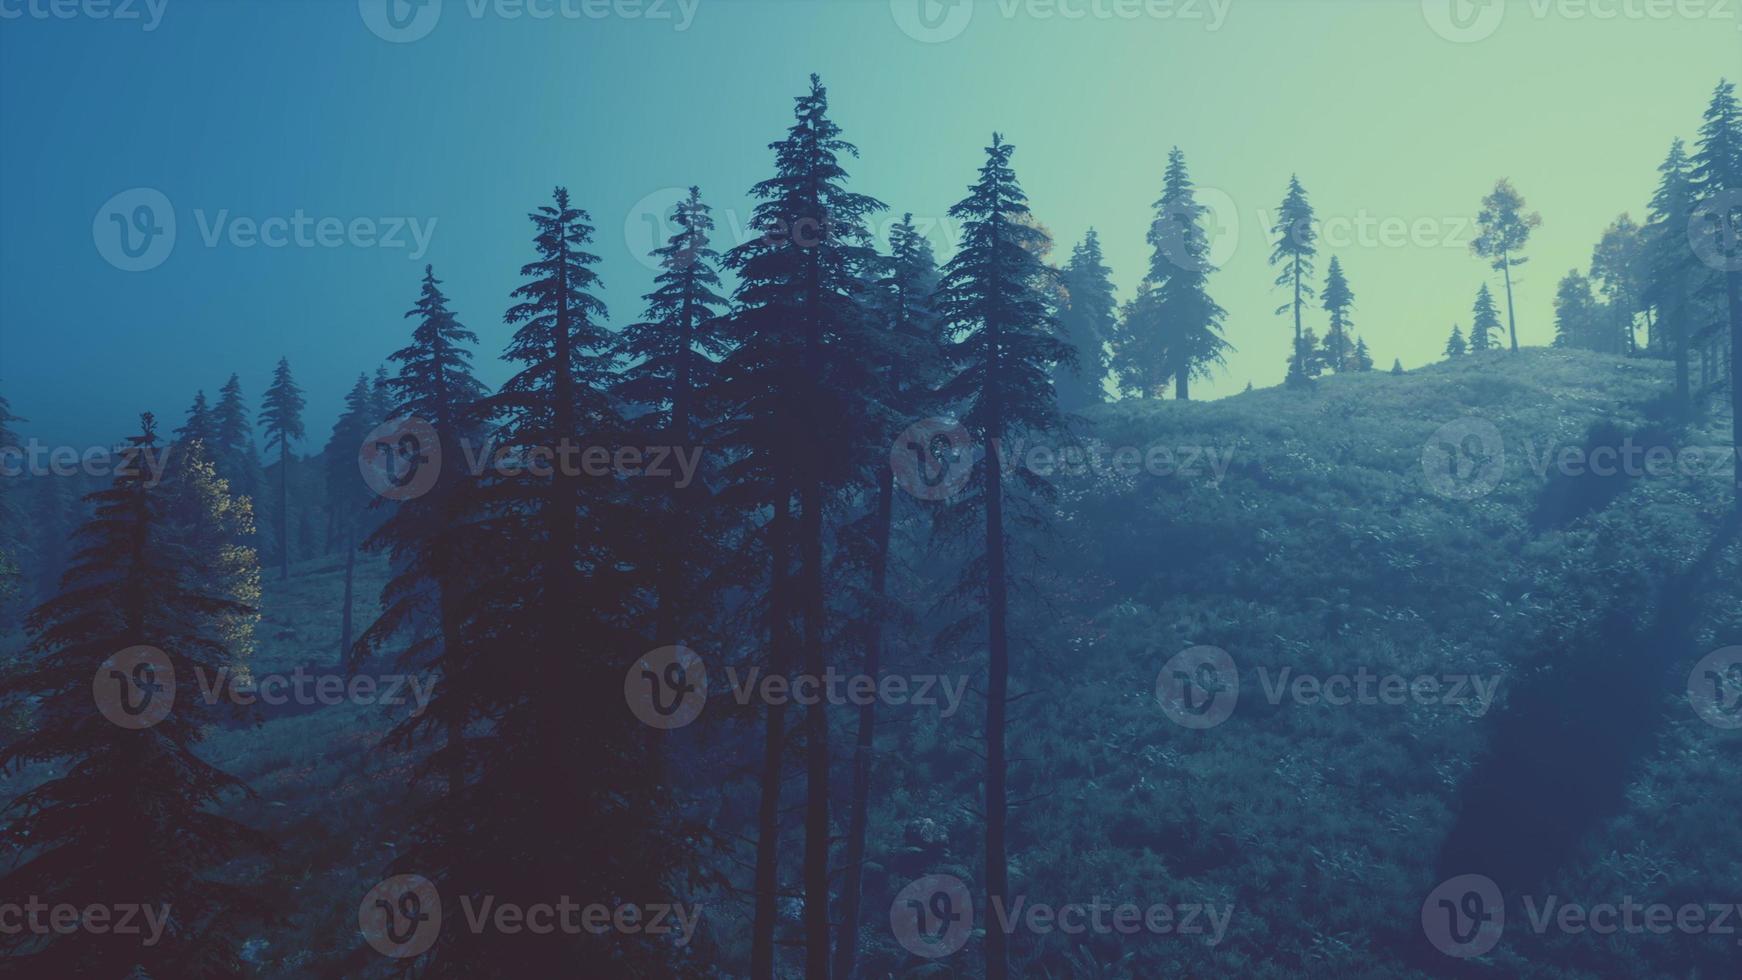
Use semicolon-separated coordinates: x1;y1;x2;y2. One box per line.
1;0;1736;449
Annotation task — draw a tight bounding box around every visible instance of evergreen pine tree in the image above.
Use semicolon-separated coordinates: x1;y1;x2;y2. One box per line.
1471;179;1541;352
1321;255;1355;371
173;390;216;461
1355;337;1375;371
1391;357;1405;375
1645;140;1706;412
212;373;261;505
0;414;268;978
355;263;489;846
1691;78;1742;507
258;357;305;580
396;189;688;976
934;135;1072;980
1469;282;1503;353
1445;324;1467;358
1053;229;1115;410
717;75;887;978
1111;148;1230;399
1270;175;1318;384
613;185;731;658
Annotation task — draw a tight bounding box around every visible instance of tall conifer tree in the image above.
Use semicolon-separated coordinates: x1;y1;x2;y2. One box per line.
718;74;887;978
934;135;1071;980
1111;148;1229;399
258;357;305;580
1691;78;1742;507
1321;256;1355;371
1269;175;1318;384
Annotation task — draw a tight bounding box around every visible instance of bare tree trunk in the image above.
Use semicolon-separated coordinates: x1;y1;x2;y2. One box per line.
800;473;831;979
751;495;793;980
833;466;894;980
984;426;1011;980
1502;259;1520;352
1175;369;1190;401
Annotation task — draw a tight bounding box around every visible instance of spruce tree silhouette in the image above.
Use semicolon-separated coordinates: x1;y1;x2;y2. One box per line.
0;413;268;978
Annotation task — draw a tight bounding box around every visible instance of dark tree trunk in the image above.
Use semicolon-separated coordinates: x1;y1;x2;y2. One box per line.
751;494;794;980
833;465;894;980
983;422;1010;980
800;473;830;979
338;521;355;666
1673;300;1691;417
1175;369;1190;401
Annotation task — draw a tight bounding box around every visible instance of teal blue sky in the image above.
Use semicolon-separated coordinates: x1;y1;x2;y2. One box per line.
1;0;1736;447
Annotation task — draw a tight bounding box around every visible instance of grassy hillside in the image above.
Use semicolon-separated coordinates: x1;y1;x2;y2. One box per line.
832;348;1742;978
